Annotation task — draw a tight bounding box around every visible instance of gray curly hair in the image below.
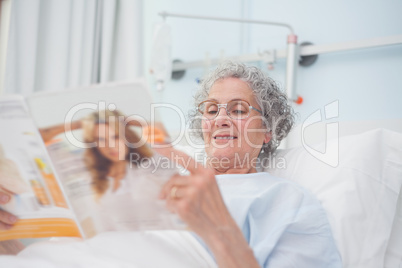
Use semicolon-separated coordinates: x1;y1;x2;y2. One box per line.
188;61;295;156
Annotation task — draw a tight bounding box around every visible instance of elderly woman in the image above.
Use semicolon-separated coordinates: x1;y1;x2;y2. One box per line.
0;62;341;267
156;62;341;267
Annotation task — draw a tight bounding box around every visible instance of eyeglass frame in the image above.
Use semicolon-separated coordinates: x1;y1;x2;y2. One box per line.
197;99;263;120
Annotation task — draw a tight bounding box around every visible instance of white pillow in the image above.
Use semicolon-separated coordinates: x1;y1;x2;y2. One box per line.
264;129;402;268
384;187;402;268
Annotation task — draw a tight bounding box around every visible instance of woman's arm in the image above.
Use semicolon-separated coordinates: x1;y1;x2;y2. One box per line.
157;148;260;268
203;225;260;268
39;120;82;143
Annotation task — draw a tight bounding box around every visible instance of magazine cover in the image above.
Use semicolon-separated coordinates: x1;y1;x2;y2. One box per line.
0;80;185;241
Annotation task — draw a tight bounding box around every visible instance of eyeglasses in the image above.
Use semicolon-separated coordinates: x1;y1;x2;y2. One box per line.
198;100;262;120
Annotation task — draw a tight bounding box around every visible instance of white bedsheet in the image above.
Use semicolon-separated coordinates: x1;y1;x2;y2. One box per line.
0;231;217;267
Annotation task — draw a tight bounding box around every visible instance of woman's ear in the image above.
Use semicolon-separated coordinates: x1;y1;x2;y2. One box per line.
264;132;272;144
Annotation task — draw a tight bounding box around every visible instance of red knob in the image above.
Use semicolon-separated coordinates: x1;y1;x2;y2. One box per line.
294;96;303;105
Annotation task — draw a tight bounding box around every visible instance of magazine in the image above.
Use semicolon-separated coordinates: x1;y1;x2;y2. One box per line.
0;81;186;241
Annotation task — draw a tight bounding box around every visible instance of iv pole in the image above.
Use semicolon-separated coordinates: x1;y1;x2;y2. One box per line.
159;11;300;103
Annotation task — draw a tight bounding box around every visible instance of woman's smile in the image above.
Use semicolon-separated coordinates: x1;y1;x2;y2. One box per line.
213;133;238;143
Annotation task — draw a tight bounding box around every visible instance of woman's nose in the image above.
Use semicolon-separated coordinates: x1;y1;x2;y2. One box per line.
214;107;231;127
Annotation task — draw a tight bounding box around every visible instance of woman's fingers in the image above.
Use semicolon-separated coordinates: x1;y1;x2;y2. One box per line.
159;174;188;199
0;239;26;254
164;186;194;214
0;192;11;205
0;221;13;230
0;209;17;227
0;191;18;229
154;150;228;232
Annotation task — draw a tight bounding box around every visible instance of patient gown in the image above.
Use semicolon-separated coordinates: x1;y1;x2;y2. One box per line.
199;172;343;267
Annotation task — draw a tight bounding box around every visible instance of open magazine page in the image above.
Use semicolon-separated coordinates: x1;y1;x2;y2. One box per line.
26;81;186;238
0;96;81;241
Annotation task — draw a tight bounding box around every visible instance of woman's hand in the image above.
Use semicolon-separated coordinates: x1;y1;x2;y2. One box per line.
156;147;260;268
159;154;234;240
0;191;25;255
0;191;18;230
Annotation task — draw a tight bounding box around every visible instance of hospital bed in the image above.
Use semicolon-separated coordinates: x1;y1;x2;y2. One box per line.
1;120;401;267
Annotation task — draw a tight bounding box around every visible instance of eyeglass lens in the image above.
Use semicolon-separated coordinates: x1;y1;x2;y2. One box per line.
199;100;250;119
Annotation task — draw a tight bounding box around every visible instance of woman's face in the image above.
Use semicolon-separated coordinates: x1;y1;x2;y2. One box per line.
202;77;271;170
94;124;128;163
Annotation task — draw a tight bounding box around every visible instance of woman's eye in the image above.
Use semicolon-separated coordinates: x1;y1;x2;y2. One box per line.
207;110;218;115
232;109;246;114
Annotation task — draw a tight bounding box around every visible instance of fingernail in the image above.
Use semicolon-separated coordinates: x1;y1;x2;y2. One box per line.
0;194;10;204
8;215;17;224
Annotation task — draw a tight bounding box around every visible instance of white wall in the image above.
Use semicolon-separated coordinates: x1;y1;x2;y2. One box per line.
143;0;402;137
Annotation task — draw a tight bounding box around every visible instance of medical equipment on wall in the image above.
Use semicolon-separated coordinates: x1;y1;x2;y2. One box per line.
149;22;172;91
157;11;301;103
155;11;402;105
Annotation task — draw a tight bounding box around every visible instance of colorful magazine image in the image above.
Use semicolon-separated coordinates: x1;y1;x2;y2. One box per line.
0;81;185;241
